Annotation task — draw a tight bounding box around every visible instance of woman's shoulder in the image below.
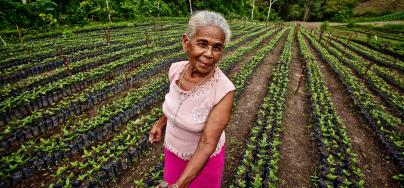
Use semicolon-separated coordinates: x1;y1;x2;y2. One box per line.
170;61;188;72
168;61;188;82
216;68;235;90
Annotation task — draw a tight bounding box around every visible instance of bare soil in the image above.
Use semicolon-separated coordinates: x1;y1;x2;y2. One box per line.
222;31;288;187
277;33;316;188
305;36;400;187
229;29;280;76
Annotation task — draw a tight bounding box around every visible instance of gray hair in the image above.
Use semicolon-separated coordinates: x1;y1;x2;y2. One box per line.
187;10;231;45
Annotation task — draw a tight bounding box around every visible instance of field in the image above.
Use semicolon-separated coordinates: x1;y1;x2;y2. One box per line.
0;19;402;188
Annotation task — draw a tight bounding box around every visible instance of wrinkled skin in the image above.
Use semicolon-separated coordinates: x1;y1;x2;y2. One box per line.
181;25;225;78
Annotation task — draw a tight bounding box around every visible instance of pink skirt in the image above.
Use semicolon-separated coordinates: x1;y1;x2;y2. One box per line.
163;146;225;188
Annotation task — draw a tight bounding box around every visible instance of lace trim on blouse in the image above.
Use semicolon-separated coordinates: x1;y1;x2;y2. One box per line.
172;63;222;99
164;138;225;160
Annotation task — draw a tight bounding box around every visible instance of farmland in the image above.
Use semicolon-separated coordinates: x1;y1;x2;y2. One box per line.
0;18;402;188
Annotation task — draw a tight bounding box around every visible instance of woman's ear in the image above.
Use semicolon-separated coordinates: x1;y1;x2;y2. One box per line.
182;33;189;54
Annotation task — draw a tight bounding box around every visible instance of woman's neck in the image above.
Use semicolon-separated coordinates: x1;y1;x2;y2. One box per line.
186;65;214;80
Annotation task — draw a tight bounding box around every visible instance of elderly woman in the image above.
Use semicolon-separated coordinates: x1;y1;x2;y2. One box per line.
149;11;235;188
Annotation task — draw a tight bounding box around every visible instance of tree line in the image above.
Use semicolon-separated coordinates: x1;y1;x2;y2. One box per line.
0;0;359;30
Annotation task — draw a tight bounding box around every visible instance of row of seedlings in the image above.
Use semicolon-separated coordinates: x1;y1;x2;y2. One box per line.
331;37;403;72
0;41;184;125
0;35;180;99
307;32;404;117
0;28;185;86
133;154;165;187
303;30;404;174
0;52;184;154
0;26;271;153
298;32;364;187
50;107;164;187
0;22;185;66
0;26;274;186
323;35;404;91
0;23;259;102
26;25;278;186
0;76;169;187
232;29;286;101
231;29;293;188
0;20;243;72
0;24;260;100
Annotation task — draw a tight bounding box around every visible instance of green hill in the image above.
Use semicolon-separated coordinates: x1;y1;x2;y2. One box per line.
355;0;404;16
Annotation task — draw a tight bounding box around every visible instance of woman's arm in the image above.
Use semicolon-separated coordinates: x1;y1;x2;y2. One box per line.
149;114;168;143
173;91;235;188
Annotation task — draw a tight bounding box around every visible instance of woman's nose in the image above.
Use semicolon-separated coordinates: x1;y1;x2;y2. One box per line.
204;46;213;59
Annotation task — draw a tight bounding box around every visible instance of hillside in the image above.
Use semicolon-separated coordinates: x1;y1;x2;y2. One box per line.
355;0;404;16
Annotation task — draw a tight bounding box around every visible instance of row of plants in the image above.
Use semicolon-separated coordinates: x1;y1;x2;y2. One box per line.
0;25;269;128
232;29;286;101
45;25;279;187
0;39;112;70
0;20;245;64
298;32;364;187
332;37;404;72
314;33;404;117
0;27;274;186
50;107;163;187
0;21;186;60
0;42;185;124
0;76;169;187
322;36;404;92
331;26;403;42
0;37;179;100
1;27;181;76
0;26;271;152
0;30;182;86
231;29;292;188
59;25;280;187
0;24;258;99
219;28;279;75
133;155;165;187
303;30;403;170
0;23;254;89
0;52;184;154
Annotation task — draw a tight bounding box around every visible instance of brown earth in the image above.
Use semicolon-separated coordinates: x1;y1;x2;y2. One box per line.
222;31;288;187
277;32;316;188
304;35;400;187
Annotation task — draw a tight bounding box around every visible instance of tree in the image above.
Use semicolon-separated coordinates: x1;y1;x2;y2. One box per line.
189;0;192;14
302;0;311;21
266;0;278;21
251;0;255;20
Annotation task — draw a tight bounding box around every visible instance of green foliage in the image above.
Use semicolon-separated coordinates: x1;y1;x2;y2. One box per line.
346;20;357;28
352;12;404;22
288;4;304;21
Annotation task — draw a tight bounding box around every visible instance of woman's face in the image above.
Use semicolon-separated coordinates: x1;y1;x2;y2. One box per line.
182;25;225;75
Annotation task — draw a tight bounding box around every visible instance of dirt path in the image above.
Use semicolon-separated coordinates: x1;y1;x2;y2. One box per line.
222;31;288;187
277;33;316;187
229;29;280;76
323;38;403;126
305;37;400;187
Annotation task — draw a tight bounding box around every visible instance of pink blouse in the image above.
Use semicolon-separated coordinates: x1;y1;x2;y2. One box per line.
162;61;235;160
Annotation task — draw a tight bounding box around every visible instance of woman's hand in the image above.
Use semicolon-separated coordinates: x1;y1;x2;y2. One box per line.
149;114;167;144
149;123;163;144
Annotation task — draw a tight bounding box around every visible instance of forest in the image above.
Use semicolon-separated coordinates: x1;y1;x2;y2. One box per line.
0;0;362;30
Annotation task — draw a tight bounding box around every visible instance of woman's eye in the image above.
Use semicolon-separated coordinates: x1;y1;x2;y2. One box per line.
197;43;207;47
214;46;223;51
